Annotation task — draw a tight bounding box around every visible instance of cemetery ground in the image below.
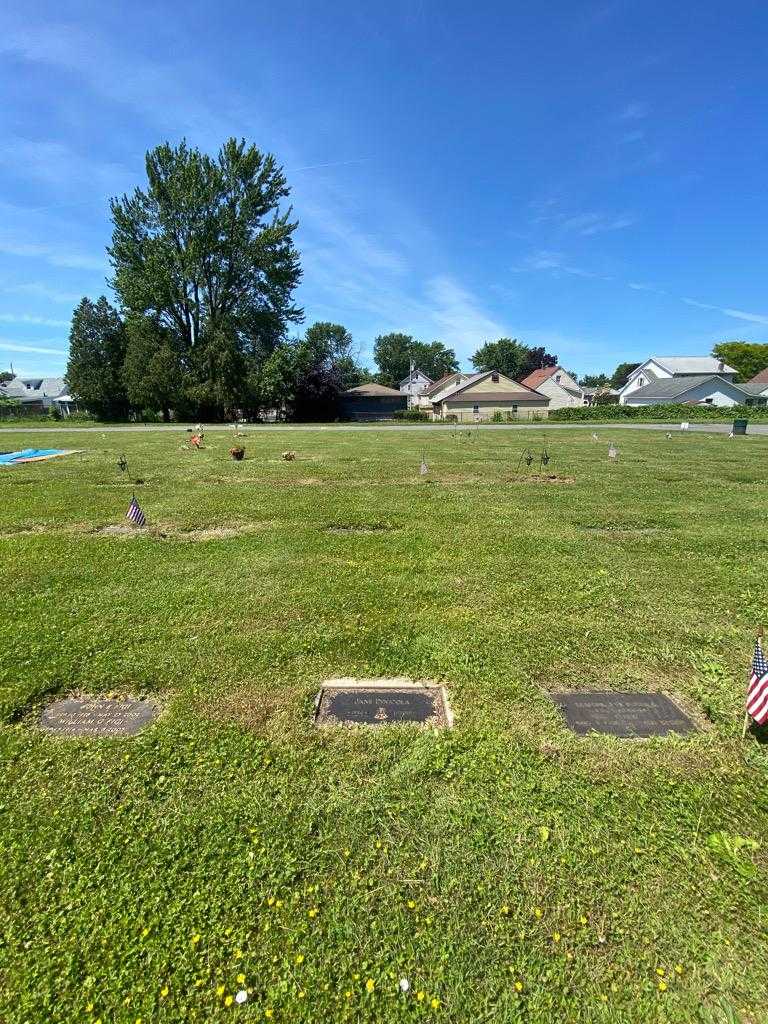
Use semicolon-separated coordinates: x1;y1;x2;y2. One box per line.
1;426;768;1024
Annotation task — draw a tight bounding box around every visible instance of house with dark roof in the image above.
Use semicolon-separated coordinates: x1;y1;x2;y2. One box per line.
431;370;549;421
622;374;750;408
0;375;69;415
339;383;407;421
520;366;584;409
618;357;738;405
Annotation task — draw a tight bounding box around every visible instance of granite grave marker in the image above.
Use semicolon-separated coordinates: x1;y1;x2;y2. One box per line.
551;691;695;738
40;697;158;737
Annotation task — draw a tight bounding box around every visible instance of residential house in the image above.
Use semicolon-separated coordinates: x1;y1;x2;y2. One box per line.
339;383;407;421
431;370;549;421
520;366;584;409
424;371;477;405
398;368;433;409
618;357;737;405
0;375;70;416
742;367;768;405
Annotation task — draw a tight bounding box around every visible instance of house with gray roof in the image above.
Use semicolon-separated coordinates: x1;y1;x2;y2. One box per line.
618;356;741;407
0;375;69;415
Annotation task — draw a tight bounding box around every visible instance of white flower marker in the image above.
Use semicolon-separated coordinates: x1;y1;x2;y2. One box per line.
399;978;410;993
235;990;248;1004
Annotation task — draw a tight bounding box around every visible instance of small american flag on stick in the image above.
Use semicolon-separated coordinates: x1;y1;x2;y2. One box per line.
746;637;768;726
126;496;146;527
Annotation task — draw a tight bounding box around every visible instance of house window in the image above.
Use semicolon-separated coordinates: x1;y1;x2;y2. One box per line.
512;404;518;412
473;404;479;414
704;398;713;404
555;374;561;383
638;376;645;386
491;372;499;382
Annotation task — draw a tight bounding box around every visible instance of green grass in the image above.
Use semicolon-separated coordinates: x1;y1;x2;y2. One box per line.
1;427;767;1024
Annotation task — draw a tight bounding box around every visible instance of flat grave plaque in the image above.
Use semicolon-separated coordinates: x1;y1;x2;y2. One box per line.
316;685;449;727
551;692;696;738
40;697;158;737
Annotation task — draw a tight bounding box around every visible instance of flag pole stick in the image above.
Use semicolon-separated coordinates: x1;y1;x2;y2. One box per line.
743;625;764;739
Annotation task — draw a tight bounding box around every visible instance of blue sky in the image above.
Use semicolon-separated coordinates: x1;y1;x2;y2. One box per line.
2;1;768;379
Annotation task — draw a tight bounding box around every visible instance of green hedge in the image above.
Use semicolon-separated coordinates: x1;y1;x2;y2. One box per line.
548;402;768;423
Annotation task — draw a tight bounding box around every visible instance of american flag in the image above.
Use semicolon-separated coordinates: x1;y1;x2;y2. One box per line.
126;496;146;527
747;640;768;725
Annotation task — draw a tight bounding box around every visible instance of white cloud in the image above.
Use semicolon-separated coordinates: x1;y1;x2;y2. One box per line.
0;239;106;271
3;282;82;304
0;339;68;356
618;101;650;120
0;313;70;327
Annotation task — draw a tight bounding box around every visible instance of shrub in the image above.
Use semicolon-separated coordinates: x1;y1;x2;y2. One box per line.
491;410;504;423
549;403;768;423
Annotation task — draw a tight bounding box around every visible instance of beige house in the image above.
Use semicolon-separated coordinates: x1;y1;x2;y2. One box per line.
520;366;584;409
432;370;549;421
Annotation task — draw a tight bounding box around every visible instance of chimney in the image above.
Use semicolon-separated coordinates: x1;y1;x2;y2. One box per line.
718;360;724;372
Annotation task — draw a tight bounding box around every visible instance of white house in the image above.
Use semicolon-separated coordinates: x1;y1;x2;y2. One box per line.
618;357;737;405
520;366;584;409
424;371;477;405
622;374;748;408
398;368;433;409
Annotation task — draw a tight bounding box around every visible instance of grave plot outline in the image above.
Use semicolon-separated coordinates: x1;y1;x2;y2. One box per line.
315;678;452;728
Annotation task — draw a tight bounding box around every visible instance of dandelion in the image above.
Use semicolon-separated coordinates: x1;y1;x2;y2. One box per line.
191;933;201;945
419;858;428;870
195;979;204;988
343;849;350;858
658;981;667;992
514;981;523;993
407;900;416;909
267;897;275;906
298;991;306;998
674;964;683;975
308;908;318;918
265;1010;274;1018
295;954;305;965
416;991;425;1001
375;840;382;849
160;986;169;999
533;907;543;919
552;932;561;943
86;1003;94;1012
655;968;665;977
235;991;248;1005
500;905;510;915
217;985;226;997
237;973;246;984
225;995;233;1007
399;978;410;993
366;979;375;993
579;916;587;925
431;997;440;1009
345;991;352;999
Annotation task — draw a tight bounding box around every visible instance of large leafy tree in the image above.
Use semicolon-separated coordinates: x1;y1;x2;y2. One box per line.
108;138;302;417
580;373;610;388
711;341;768;382
610;362;640;389
66;296;129;419
472;338;557;381
123;316;184;421
373;333;458;385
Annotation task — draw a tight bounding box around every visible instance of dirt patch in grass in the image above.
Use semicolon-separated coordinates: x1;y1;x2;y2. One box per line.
0;525;50;538
91;523;272;541
326;522;396;535
506;473;575;485
203;685;306;731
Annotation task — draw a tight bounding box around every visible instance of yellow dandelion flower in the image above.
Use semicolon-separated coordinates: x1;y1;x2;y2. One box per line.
658;981;667;992
234;950;243;960
86;1003;94;1012
431;997;440;1009
375;840;382;848
345;991;352;999
500;905;510;915
191;933;201;945
195;979;204;988
600;994;608;1003
366;979;375;993
579;916;587;925
419;858;428;869
225;995;233;1007
416;991;425;1001
656;968;665;976
217;985;225;997
552;932;561;943
267;896;275;906
295;954;305;965
407;900;416;909
160;986;169;999
674;964;683;975
534;907;543;919
141;927;149;938
298;990;306;998
265;1009;273;1018
237;973;246;984
343;849;350;858
514;981;523;993
308;908;318;918
353;973;360;981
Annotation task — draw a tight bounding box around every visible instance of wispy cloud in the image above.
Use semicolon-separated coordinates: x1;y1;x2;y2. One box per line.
0;239;106;271
0;313;70;327
618;101;650;120
682;298;768;325
0;339;68;356
561;212;635;235
3;282;82;304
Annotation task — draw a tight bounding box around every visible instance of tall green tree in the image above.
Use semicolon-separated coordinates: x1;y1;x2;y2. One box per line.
66;296;129;419
373;333;457;385
610;362;640;389
123;316;184;421
579;373;610;388
109;138;302;417
711;341;768;382
472;338;557;381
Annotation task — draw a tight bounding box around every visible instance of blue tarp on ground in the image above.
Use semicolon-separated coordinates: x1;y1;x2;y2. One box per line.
0;449;73;465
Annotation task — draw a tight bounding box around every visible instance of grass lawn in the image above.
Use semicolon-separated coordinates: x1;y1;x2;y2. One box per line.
1;426;767;1024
